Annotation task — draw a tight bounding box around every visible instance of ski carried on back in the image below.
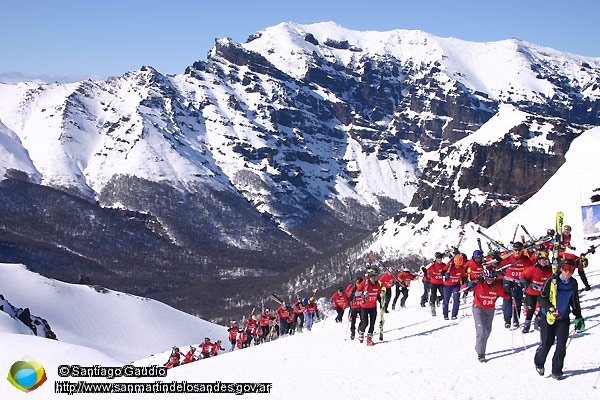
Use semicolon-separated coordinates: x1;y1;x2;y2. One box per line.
379;287;386;341
547;211;564;325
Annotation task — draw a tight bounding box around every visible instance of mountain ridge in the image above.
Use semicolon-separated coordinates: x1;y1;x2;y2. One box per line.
1;22;599;321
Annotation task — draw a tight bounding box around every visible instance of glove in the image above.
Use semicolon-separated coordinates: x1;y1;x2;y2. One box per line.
549;307;561;318
466;281;477;289
518;278;528;288
493;252;502;263
476;275;484;282
444;272;450;281
574;317;585;332
580;255;588;268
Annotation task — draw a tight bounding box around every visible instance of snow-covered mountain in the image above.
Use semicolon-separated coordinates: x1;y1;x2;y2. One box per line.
1;22;600;320
1;121;599;398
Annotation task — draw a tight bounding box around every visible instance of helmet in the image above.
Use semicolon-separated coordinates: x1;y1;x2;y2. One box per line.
435;252;444;260
302;297;308;305
356;277;364;283
453;254;465;266
366;267;379;277
190;346;196;352
251;315;257;321
472;250;483;258
483;267;496;278
204;337;210;342
512;242;524;250
563;225;571;234
537;251;549;260
173;346;180;352
309;297;315;302
403;267;410;272
547;228;555;236
264;307;270;312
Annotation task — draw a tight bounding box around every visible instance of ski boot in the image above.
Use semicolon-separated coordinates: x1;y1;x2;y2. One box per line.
431;304;437;317
358;331;364;343
366;334;374;346
522;319;531;334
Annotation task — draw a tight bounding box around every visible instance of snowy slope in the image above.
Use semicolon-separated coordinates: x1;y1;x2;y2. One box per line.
0;264;228;363
1;265;598;400
367;112;600;263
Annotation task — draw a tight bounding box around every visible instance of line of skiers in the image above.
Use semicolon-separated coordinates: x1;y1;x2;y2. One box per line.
225;296;321;351
164;337;226;368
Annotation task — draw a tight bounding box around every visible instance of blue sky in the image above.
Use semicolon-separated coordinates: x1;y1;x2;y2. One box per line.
2;0;599;82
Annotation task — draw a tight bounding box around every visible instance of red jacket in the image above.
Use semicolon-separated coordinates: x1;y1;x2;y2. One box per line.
379;272;396;289
356;278;382;308
227;325;239;340
426;261;446;285
182;350;197;364
499;254;533;282
305;302;318;315
519;264;552;296
472;279;510;309
276;305;291;320
199;341;214;356
464;259;483;281
245;318;258;331
397;271;415;287
345;283;362;309
331;291;348;309
443;262;467;286
258;312;273;327
293;301;305;314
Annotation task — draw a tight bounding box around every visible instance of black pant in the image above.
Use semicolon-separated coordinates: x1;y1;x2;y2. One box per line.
383;288;392;312
349;308;361;334
429;283;444;305
359;307;377;335
294;312;304;331
334;307;345;322
534;316;571;375
523;293;538;320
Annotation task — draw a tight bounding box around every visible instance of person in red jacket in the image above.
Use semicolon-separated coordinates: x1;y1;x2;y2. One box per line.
465;250;484;282
199;337;214;359
244;316;258;348
286;304;295;335
425;252;446;316
345;277;364;340
379;270;395;313
392;268;415;309
258;308;275;343
293;298;306;333
499;241;534;328
212;340;225;356
519;250;552;333
227;322;240;351
181;346;198;364
355;268;382;345
276;302;292;336
442;254;467;320
165;346;182;369
466;266;510;362
330;287;349;323
305;298;319;331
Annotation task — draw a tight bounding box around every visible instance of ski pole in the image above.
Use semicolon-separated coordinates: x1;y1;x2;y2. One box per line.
566;328;577;349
